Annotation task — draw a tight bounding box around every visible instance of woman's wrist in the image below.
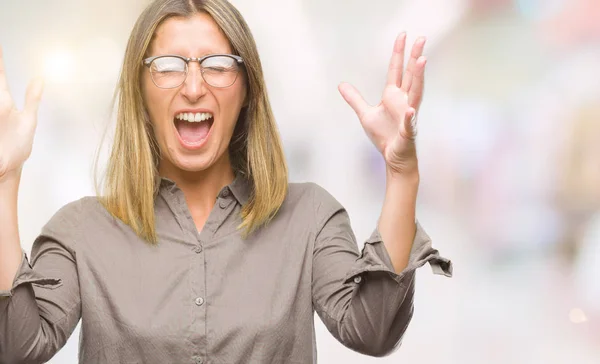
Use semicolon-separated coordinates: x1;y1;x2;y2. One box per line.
0;168;22;199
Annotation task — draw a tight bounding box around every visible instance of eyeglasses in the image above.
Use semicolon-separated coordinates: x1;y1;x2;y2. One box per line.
142;54;244;89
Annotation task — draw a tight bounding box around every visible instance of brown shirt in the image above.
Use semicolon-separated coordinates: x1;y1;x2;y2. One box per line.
0;176;452;364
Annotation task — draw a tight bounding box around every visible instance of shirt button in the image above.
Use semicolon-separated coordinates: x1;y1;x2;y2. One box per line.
193;245;203;254
353;276;362;284
194;297;205;306
219;200;228;209
220;188;230;198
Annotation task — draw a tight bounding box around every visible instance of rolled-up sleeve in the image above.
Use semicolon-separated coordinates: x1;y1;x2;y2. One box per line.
310;184;452;357
0;250;63;298
0;201;82;364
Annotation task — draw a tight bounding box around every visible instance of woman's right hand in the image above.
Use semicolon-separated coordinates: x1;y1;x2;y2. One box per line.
0;46;44;182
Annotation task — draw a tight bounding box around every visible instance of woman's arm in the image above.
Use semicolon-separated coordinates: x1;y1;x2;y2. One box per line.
0;172;25;293
0;43;44;292
338;34;432;275
311;183;451;357
0;46;82;363
0;200;84;363
378;170;419;274
312;33;452;357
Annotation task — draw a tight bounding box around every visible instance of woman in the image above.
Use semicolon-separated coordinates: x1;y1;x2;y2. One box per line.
0;0;452;363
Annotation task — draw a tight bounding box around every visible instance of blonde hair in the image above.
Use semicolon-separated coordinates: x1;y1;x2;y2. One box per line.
97;0;288;243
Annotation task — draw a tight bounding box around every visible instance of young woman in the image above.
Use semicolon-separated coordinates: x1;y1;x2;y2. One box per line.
0;0;452;363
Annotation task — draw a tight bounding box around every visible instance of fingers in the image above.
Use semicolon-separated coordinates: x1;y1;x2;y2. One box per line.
401;37;426;92
408;56;426;108
402;70;413;92
386;33;406;88
24;77;44;115
338;82;369;119
400;107;417;140
0;45;9;92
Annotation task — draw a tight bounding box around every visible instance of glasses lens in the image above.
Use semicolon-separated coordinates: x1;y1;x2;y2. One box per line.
201;56;240;88
150;56;187;88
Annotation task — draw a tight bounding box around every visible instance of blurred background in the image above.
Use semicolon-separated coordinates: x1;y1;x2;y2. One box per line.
1;0;599;362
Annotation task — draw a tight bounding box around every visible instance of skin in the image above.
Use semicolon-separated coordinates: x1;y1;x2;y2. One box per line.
141;13;248;229
339;33;428;273
0;44;43;291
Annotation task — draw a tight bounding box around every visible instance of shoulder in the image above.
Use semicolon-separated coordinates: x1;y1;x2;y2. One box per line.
44;196;104;225
39;196;107;249
284;182;345;226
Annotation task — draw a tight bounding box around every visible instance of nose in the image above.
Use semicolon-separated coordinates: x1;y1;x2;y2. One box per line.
180;63;207;103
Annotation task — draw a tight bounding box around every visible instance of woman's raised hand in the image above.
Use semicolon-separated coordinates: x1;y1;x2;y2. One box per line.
0;46;44;182
339;33;427;176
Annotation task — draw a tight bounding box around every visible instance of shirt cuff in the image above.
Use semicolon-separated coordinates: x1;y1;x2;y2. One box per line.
0;250;63;298
343;220;453;285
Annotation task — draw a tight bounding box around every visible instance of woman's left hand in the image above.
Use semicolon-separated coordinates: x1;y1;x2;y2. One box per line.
339;33;427;176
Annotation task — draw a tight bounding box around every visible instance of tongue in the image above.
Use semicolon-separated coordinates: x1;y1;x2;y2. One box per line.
176;120;211;144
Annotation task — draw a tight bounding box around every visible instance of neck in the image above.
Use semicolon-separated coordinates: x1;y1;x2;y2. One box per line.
158;154;235;216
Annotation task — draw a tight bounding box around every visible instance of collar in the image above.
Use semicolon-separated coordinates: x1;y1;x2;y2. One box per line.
228;173;251;205
153;173;251;205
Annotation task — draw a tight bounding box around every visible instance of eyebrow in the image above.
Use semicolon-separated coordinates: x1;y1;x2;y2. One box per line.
152;48;230;57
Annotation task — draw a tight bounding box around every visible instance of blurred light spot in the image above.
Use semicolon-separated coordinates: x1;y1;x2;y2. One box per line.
80;37;123;86
569;308;588;324
515;0;565;21
44;49;76;84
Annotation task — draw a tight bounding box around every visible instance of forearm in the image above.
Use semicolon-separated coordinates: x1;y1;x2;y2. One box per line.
378;167;419;274
0;170;25;292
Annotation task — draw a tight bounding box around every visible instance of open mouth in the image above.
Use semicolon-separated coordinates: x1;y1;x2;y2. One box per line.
174;112;214;146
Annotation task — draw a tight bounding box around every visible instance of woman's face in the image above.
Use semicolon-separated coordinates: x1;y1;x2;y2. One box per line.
142;13;247;175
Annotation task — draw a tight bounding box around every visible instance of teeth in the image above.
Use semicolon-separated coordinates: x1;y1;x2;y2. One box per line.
175;112;213;123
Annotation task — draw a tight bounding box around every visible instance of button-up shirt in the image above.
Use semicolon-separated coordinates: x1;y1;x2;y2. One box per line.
0;176;452;363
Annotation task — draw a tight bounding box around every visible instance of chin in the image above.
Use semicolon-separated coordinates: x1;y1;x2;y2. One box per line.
170;152;218;173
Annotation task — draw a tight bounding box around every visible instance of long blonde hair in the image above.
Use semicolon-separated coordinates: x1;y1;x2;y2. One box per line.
97;0;288;243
